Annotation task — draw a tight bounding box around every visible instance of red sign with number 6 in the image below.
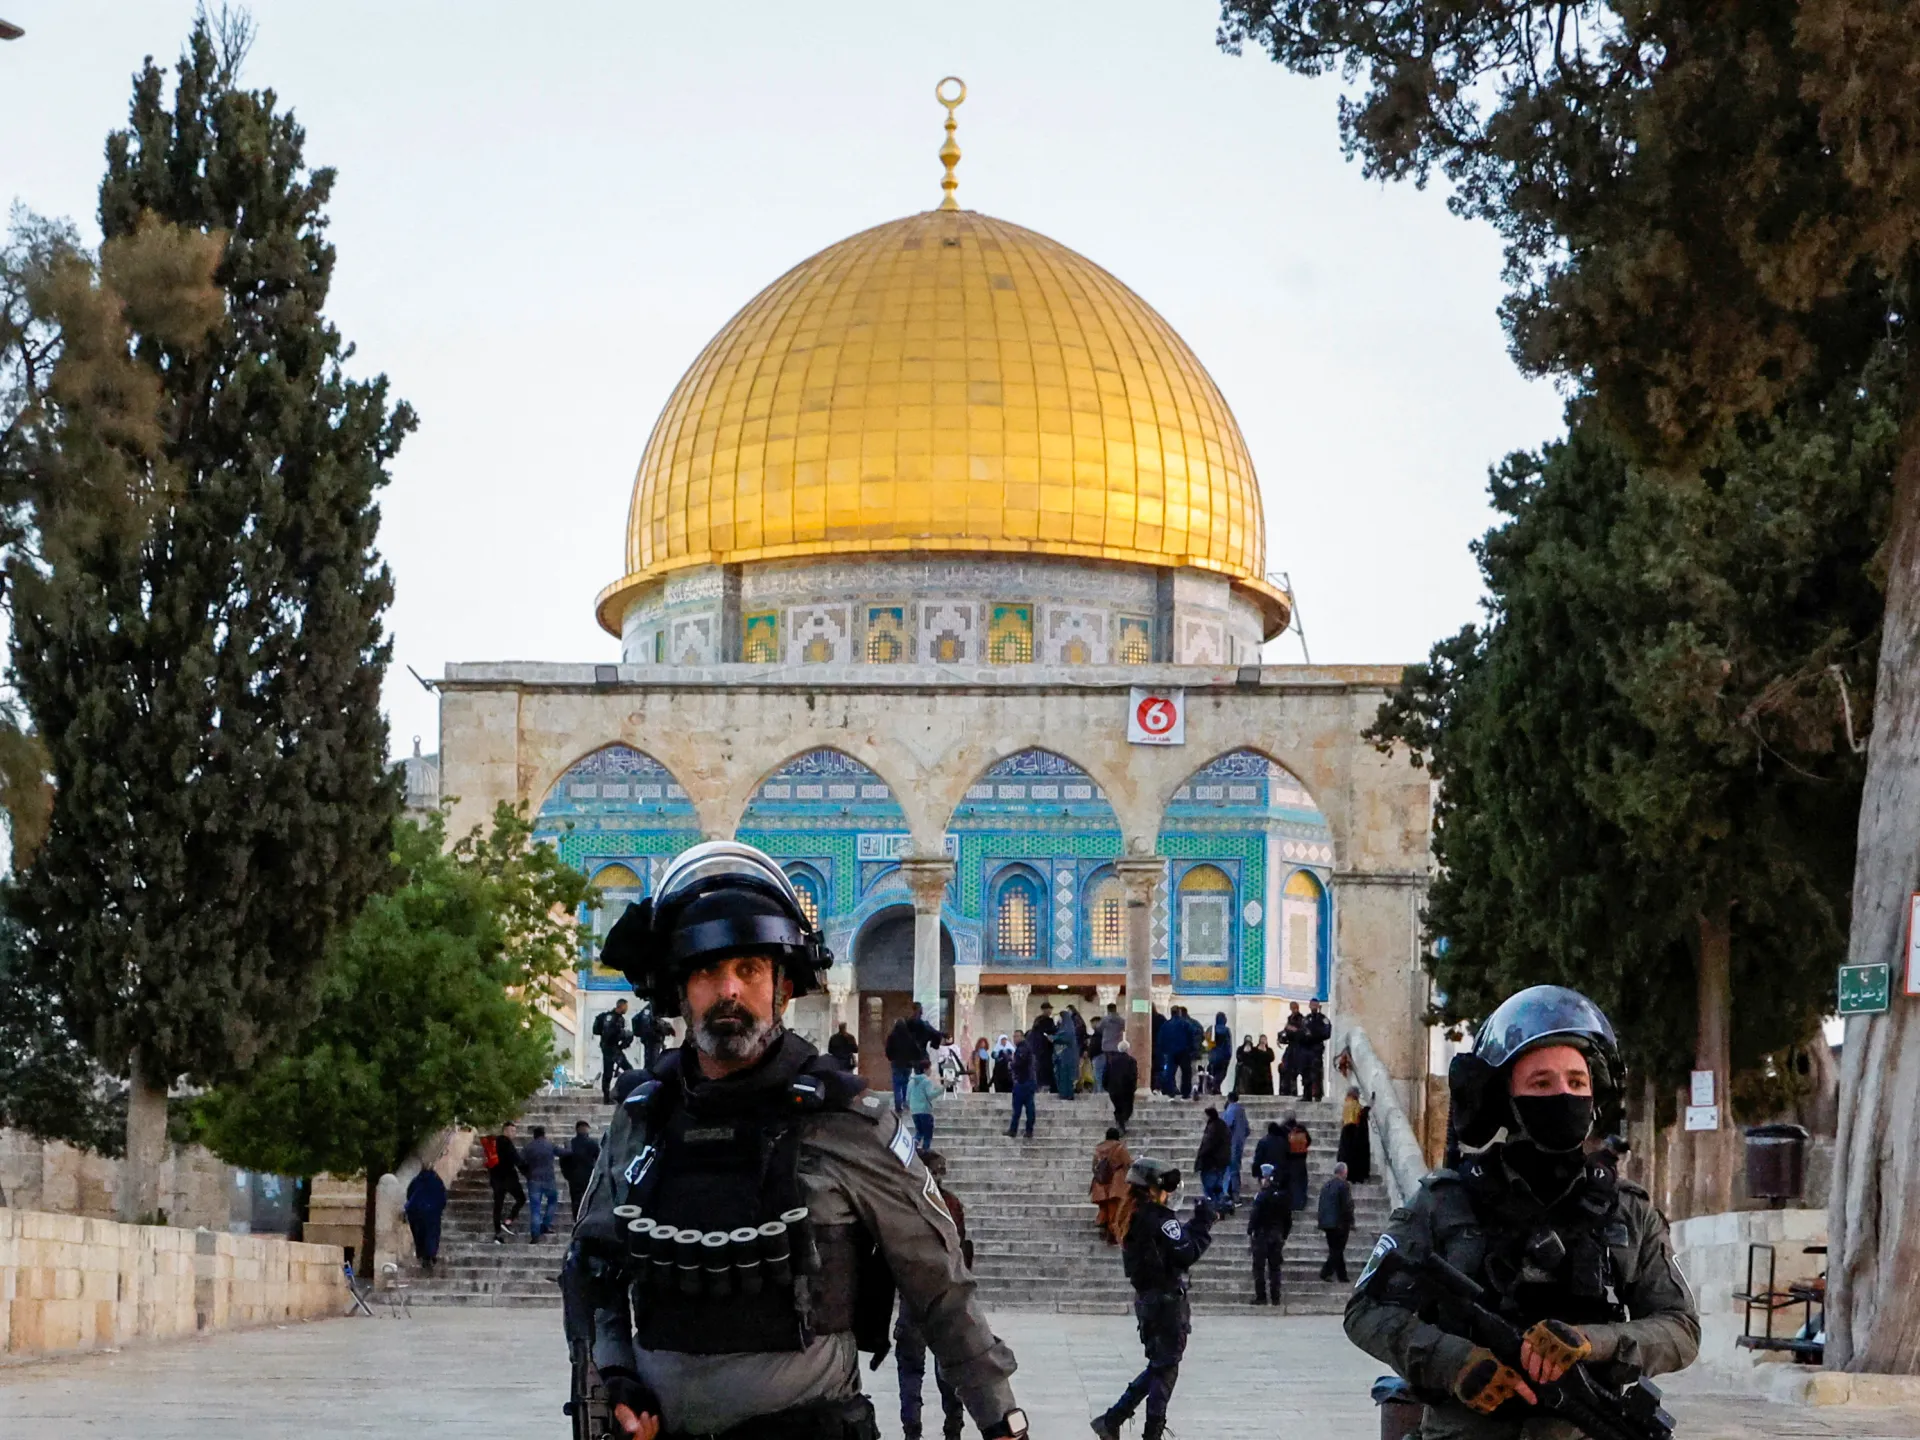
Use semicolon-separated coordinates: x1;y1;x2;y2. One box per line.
1127;688;1185;745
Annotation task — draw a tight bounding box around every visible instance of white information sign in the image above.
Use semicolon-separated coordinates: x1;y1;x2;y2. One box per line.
1689;1069;1716;1107
1906;891;1920;996
1684;1105;1721;1133
1127;688;1185;746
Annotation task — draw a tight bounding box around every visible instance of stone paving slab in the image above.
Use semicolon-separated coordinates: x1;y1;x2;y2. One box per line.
4;1308;1920;1438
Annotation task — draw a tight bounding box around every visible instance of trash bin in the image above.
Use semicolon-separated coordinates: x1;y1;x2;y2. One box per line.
1371;1376;1423;1440
1745;1123;1811;1206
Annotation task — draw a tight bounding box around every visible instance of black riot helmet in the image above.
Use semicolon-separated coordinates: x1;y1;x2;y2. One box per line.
598;840;832;1005
1125;1158;1182;1193
1447;985;1625;1149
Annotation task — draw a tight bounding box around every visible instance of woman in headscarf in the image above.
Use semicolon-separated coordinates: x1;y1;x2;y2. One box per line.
1089;1125;1134;1243
1232;1035;1258;1095
1052;1018;1079;1099
403;1165;447;1275
1250;1034;1277;1095
1335;1084;1372;1184
1206;1012;1233;1096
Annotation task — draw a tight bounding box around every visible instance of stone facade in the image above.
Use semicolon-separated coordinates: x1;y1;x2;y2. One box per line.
438;662;1433;1099
0;1208;344;1358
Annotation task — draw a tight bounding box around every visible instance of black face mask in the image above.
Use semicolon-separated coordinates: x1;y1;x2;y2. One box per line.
1510;1093;1595;1153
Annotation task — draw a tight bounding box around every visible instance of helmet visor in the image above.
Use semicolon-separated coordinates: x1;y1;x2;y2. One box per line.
1474;985;1618;1069
656;841;807;917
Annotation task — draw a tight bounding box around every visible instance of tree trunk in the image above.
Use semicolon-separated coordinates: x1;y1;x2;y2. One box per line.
119;1046;169;1224
1827;374;1920;1373
360;1169;380;1282
1689;903;1736;1217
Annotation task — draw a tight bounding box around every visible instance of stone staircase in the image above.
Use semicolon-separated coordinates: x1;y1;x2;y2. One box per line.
406;1084;1391;1316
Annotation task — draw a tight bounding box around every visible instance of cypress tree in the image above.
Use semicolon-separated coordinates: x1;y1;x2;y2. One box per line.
10;17;411;1219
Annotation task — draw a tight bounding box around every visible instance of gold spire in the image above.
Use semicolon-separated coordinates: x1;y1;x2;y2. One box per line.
936;76;966;211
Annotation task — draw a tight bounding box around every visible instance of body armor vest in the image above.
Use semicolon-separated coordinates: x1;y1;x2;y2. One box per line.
1430;1144;1631;1331
615;1039;864;1355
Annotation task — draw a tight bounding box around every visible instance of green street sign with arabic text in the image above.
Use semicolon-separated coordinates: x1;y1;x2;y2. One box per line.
1838;962;1891;1016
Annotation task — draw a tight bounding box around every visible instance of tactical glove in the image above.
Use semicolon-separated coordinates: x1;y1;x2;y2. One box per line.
599;1366;663;1431
1453;1347;1531;1414
1522;1318;1593;1380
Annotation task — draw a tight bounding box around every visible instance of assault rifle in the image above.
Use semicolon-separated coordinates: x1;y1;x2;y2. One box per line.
1365;1243;1676;1440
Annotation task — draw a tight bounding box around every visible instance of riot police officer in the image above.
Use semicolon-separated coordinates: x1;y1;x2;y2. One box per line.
563;841;1028;1440
1090;1158;1215;1440
1345;985;1699;1439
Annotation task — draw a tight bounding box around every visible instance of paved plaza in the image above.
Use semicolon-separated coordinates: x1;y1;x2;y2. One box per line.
4;1308;1920;1439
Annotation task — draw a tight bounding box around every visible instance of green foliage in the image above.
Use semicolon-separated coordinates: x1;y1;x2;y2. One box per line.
9;17;411;1095
193;805;590;1182
1216;0;1898;452
0;908;125;1155
1371;362;1894;1090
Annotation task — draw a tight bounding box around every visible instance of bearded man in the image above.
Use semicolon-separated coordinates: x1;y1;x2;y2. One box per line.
561;841;1027;1440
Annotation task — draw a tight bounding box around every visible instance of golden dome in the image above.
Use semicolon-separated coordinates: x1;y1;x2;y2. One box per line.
596;207;1287;637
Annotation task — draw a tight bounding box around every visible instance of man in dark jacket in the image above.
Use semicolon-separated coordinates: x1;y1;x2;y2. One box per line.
1251;1120;1289;1181
520;1123;561;1243
1006;1028;1039;1139
560;1119;600;1220
1301;999;1334;1101
1103;1038;1140;1133
1277;1002;1307;1097
1246;1163;1293;1305
1163;1007;1196;1099
1195;1106;1233;1212
1317;1161;1355;1282
886;1003;940;1111
597;997;633;1102
487;1121;525;1240
632;1001;664;1070
827;1020;859;1072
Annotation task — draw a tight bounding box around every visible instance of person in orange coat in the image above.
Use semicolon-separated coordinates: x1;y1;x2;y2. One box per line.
1090;1126;1135;1244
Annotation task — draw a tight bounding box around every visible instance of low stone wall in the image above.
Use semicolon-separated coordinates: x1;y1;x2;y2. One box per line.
0;1128;234;1229
0;1208;345;1359
1670;1206;1826;1377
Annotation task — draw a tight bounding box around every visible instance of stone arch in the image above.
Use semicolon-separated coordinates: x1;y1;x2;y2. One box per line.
719;740;929;847
922;731;1146;855
946;748;1125;972
1155;746;1338;1006
1149;743;1342;869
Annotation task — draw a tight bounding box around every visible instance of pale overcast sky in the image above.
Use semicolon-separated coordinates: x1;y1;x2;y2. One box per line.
2;0;1564;755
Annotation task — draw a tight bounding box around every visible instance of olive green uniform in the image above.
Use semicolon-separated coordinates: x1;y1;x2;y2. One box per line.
569;1037;1019;1435
1345;1150;1699;1440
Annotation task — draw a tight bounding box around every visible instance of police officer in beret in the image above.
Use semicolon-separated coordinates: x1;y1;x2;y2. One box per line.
1090;1158;1215;1440
1346;986;1699;1439
563;841;1028;1440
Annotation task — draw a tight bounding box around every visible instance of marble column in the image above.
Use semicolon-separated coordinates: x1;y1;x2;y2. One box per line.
1117;857;1164;1065
953;968;981;1050
825;968;856;1038
1007;982;1032;1031
901;858;955;1034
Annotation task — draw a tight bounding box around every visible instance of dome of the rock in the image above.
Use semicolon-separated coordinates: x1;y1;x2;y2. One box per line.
595;206;1287;640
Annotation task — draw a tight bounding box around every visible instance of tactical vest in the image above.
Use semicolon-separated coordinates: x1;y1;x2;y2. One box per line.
613;1042;869;1356
1428;1145;1633;1331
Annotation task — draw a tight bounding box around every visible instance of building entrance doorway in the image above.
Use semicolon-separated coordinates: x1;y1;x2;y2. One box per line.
853;906;954;1094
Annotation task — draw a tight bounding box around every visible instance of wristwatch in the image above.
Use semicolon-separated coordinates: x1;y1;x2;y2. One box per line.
984;1409;1029;1439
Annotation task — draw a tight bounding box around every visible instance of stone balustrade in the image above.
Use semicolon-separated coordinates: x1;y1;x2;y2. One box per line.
0;1207;345;1358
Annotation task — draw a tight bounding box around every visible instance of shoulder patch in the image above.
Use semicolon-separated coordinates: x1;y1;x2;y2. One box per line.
1161;1218;1184;1240
1618;1178;1651;1200
1356;1231;1397;1290
889;1117;918;1168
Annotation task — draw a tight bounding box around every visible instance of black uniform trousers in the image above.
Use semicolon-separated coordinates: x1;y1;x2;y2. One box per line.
1110;1290;1188;1433
894;1311;963;1438
1320;1226;1350;1282
1110;1086;1136;1133
1250;1228;1287;1303
600;1043;632;1102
